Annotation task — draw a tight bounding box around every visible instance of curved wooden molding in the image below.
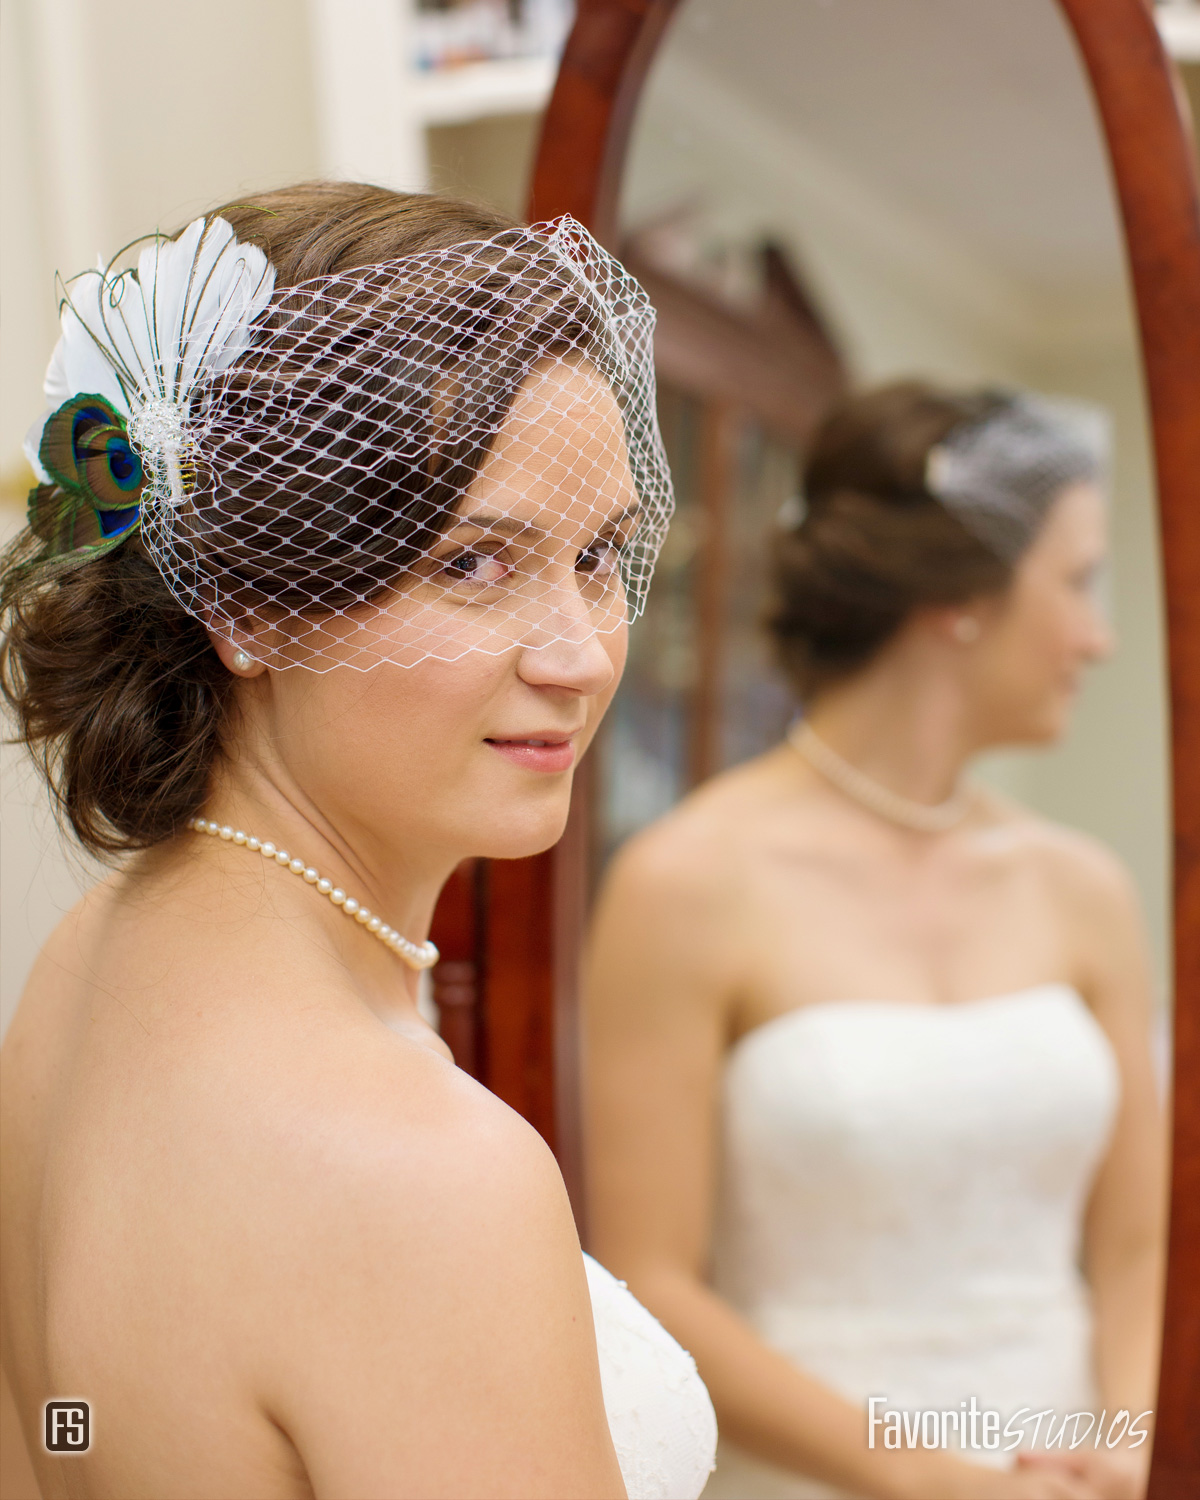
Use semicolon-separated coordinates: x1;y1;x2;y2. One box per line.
525;1;1200;1490
528;0;684;239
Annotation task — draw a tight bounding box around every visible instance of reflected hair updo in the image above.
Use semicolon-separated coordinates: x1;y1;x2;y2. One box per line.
768;379;1076;702
1;183;520;857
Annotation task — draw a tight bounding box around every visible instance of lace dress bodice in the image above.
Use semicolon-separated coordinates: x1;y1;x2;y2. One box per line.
586;1253;717;1498
704;984;1119;1498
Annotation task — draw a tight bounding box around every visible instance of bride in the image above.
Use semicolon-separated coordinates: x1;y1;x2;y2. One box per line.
0;181;715;1499
583;382;1164;1500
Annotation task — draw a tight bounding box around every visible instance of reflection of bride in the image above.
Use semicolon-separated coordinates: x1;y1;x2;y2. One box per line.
584;383;1165;1500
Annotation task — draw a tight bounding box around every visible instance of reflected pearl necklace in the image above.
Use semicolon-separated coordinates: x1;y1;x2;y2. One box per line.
787;721;971;834
186;817;440;970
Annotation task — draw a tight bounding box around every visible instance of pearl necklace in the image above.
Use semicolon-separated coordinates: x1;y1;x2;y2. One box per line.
787;722;971;834
186;817;440;970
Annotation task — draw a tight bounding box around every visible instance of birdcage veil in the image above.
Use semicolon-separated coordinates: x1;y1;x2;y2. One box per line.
19;213;674;672
925;392;1109;561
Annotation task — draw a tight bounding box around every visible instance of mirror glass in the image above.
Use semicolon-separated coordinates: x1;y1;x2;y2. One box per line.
608;0;1167;924
585;1;1169;1491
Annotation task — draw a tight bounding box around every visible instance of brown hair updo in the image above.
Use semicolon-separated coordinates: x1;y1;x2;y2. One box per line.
769;380;1020;702
1;183;521;857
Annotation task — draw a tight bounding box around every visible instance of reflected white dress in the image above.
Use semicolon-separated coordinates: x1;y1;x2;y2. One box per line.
587;1252;718;1498
702;984;1119;1499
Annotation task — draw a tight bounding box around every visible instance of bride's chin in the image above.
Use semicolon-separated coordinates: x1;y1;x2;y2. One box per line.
462;795;575;863
474;819;572;863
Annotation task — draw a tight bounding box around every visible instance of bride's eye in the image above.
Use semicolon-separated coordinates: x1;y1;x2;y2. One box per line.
440;548;511;587
577;538;621;578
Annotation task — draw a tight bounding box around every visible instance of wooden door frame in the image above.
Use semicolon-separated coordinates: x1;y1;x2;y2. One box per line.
519;2;1200;1488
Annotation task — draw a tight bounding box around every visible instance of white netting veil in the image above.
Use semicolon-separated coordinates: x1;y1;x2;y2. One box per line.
154;216;672;670
26;213;673;672
924;393;1108;561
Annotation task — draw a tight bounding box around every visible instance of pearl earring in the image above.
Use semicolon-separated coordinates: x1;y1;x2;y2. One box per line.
231;648;257;673
952;616;981;645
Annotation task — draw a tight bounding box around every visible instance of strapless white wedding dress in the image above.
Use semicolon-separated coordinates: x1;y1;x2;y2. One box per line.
587;1252;718;1497
702;983;1119;1499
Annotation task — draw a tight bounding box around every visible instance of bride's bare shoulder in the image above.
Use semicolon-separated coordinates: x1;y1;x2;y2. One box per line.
227;1002;566;1228
209;1016;616;1495
25;876;571;1280
972;785;1139;915
603;746;797;900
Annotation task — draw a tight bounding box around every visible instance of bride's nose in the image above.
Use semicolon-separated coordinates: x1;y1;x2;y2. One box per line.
515;584;621;696
518;631;617;696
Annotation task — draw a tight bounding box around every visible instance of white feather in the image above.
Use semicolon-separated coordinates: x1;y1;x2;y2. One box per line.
35;216;275;424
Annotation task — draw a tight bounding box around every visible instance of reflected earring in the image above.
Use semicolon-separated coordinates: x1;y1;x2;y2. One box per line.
952;616;981;645
231;648;257;674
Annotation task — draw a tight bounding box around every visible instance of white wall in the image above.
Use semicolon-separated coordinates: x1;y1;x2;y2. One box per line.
1;0;324;1033
0;0;323;479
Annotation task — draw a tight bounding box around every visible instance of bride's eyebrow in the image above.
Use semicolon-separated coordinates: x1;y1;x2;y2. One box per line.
446;502;642;539
602;504;641;533
441;511;532;540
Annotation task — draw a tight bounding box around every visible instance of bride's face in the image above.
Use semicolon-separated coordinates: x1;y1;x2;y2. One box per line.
234;360;634;865
969;480;1113;745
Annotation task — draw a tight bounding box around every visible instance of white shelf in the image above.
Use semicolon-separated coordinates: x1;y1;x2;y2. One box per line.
410;55;558;126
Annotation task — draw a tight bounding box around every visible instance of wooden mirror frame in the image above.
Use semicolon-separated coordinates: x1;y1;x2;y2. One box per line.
430;1;1198;1491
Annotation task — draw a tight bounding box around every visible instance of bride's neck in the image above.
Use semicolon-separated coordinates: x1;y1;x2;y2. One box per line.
197;753;454;998
804;653;978;807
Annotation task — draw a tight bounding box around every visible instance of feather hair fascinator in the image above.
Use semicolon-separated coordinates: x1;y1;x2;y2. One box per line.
22;217;275;578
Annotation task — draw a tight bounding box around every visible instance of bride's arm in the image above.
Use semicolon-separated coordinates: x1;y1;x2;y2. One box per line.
1063;841;1166;1418
583;824;1092;1500
1022;834;1166;1500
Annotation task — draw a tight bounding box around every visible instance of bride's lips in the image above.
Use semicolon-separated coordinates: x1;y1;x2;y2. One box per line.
484;734;578;773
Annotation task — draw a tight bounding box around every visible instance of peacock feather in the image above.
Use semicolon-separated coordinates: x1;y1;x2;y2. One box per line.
24;394;145;579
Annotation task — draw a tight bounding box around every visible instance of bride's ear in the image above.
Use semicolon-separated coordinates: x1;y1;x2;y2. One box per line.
207;633;267;678
920;599;998;649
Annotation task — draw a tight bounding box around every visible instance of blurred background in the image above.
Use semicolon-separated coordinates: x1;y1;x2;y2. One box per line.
2;0;1198;1038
